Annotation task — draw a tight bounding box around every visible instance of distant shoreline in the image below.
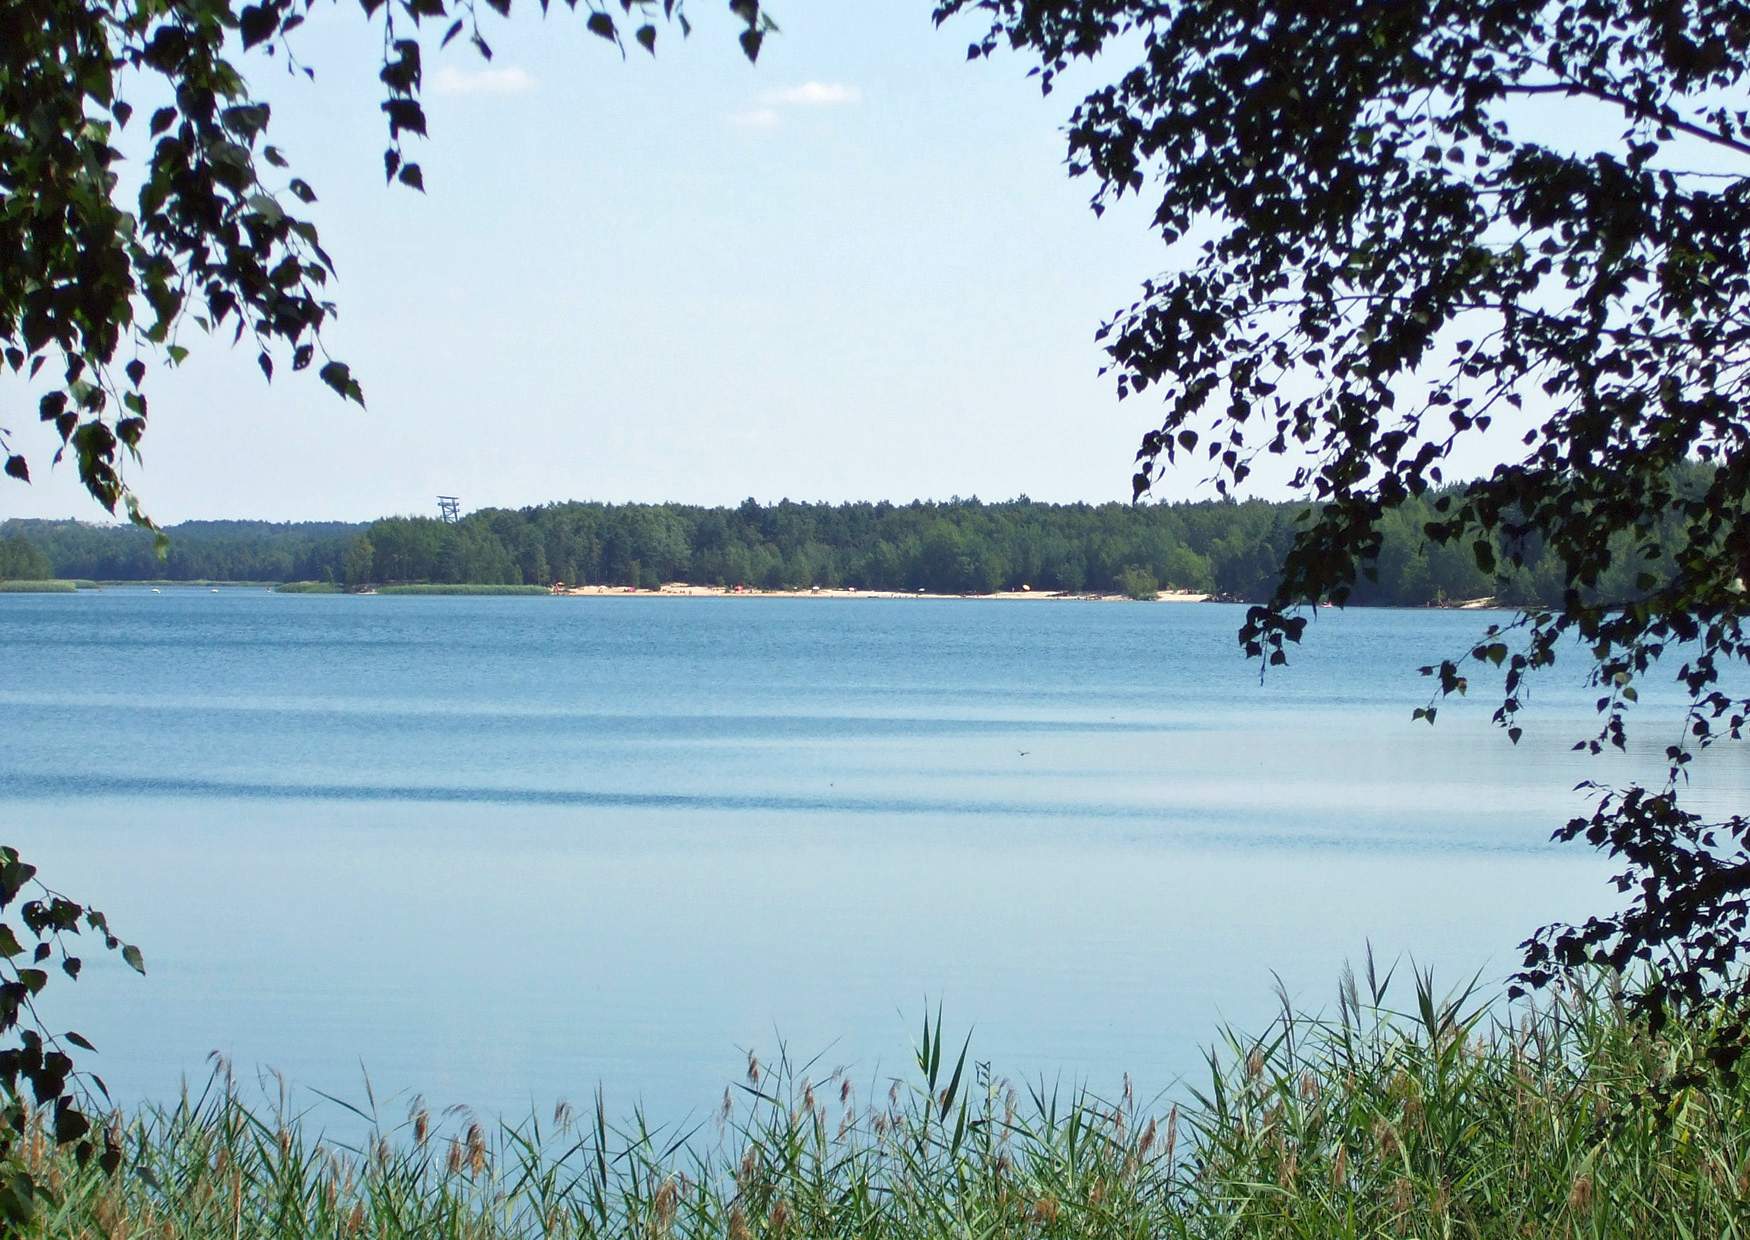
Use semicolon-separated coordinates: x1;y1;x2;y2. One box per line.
15;581;1511;608
546;583;1213;603
547;584;1504;608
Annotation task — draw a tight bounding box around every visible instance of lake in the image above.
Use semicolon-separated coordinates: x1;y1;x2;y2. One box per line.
5;590;1745;1127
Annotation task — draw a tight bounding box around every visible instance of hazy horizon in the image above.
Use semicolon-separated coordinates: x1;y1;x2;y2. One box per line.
2;8;1171;526
0;6;1561;528
0;7;1625;527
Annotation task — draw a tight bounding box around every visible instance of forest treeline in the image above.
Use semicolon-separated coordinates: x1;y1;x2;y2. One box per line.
0;490;1686;606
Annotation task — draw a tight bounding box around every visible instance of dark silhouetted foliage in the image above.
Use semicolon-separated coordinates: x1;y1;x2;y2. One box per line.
0;848;141;1224
939;0;1750;1069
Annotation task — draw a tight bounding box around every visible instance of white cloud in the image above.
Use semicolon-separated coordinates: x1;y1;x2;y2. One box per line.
431;65;537;97
728;81;859;130
728;108;782;130
765;81;861;108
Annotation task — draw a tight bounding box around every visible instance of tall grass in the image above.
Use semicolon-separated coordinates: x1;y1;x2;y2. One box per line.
0;579;77;593
18;973;1750;1238
271;581;341;594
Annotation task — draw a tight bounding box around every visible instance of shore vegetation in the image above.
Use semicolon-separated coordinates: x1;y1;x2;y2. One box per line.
2;479;1707;608
374;583;552;596
16;972;1748;1239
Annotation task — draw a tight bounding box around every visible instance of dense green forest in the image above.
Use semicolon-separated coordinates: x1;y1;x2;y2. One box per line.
0;520;361;584
0;490;1684;606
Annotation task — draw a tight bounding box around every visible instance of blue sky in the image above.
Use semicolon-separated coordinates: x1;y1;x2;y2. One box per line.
9;4;1187;524
9;4;1683;525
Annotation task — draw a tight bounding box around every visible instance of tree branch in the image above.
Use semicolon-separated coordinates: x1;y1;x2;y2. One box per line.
1499;81;1750;162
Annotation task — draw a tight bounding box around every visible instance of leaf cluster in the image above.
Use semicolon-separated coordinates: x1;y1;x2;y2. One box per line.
938;0;1750;1063
0;846;141;1225
1;0;772;529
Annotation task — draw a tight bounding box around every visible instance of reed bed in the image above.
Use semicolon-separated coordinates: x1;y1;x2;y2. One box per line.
0;579;77;592
271;582;342;594
17;973;1750;1238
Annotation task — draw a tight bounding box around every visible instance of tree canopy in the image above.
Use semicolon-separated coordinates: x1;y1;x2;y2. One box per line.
1;480;1715;605
938;0;1750;1065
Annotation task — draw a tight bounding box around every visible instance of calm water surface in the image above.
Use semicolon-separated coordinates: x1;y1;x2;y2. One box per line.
5;590;1746;1123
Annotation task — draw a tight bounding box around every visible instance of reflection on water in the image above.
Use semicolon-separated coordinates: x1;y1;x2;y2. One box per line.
3;591;1745;1121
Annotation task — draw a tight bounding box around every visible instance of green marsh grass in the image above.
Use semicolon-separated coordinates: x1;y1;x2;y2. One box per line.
18;973;1750;1237
0;579;77;593
271;582;341;594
